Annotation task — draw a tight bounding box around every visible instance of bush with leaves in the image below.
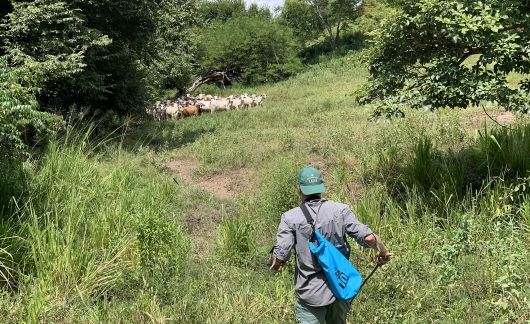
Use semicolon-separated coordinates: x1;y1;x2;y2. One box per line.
280;0;364;47
1;0;111;113
197;15;302;85
1;0;198;115
198;0;247;23
150;0;199;93
0;59;62;160
360;0;530;117
137;213;190;298
279;0;321;44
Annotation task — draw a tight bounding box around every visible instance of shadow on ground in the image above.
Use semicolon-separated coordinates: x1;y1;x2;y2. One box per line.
121;119;216;152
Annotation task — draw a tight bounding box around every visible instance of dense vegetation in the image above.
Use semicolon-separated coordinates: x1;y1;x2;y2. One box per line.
361;0;530;118
0;0;529;322
2;0;198;116
197;15;302;85
280;0;364;47
1;54;529;322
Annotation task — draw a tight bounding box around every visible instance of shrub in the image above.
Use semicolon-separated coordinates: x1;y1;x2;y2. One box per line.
137;213;190;298
252;158;300;229
368;124;530;217
0;130;192;319
197;15;303;85
0;59;62;160
1;0;198;115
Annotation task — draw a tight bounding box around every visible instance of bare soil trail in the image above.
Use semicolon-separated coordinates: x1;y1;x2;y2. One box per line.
164;158;255;258
466;111;517;128
164;158;256;199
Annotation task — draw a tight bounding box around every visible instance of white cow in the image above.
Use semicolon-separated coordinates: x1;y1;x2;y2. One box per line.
165;103;182;119
228;95;242;110
240;94;253;109
197;98;214;113
211;96;231;112
253;93;267;107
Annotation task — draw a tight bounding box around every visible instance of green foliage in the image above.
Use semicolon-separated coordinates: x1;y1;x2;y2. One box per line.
2;0;110;81
280;0;364;46
279;0;321;44
199;0;247;23
149;0;199;92
137;214;190;297
217;217;254;264
254;157;300;226
0;58;62;160
197;15;302;84
0;1;12;56
351;0;397;35
362;0;530;116
478;124;530;179
1;0;198;115
0;130;194;320
246;3;273;18
369;123;530;216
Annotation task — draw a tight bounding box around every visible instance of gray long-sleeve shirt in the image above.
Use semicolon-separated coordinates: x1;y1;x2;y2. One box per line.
272;199;373;307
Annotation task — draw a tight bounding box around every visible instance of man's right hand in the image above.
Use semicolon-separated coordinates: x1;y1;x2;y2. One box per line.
375;251;393;266
364;233;393;266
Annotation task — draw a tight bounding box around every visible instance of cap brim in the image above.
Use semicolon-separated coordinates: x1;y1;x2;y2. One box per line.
300;183;325;195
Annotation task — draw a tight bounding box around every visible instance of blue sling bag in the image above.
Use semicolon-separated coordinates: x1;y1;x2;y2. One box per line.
300;202;363;302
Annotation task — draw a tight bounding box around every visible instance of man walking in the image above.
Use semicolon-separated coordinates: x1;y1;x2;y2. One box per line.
269;166;392;324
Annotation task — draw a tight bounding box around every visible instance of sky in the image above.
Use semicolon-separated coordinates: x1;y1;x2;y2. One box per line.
245;0;285;9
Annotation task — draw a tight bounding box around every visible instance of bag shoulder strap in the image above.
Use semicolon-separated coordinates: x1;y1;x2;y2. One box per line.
300;202;315;228
300;202;316;241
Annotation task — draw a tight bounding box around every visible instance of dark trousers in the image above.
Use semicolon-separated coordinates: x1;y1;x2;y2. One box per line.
295;299;350;324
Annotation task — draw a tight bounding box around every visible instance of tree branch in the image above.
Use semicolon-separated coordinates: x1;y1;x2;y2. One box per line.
186;67;238;93
457;51;477;65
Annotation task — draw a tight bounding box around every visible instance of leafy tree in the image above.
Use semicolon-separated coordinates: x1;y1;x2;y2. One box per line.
147;0;199;94
198;0;271;25
2;0;110;90
0;58;61;160
246;3;272;18
280;0;364;47
196;15;302;85
280;0;321;44
361;0;530;118
0;0;12;56
1;0;198;115
199;0;246;23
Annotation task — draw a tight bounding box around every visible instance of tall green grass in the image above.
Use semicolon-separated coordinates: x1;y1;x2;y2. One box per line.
0;54;529;322
368;123;530;218
0;133;190;322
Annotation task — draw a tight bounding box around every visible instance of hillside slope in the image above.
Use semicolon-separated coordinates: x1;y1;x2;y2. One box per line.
2;54;528;322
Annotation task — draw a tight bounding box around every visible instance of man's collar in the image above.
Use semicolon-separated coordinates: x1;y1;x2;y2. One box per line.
304;198;327;203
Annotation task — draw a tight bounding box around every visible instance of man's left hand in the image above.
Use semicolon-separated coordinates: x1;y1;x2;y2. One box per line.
267;255;285;272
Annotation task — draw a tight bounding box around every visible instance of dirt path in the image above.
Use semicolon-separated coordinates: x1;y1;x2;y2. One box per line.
164;158;255;200
466;111;516;127
164;158;256;258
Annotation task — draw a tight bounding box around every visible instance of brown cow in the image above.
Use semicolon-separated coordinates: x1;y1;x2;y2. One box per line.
180;105;201;119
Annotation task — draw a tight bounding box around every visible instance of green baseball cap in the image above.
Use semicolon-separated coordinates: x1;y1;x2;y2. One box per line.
297;166;325;195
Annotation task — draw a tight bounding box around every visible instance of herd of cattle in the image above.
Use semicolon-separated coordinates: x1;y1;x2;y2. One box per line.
146;93;267;120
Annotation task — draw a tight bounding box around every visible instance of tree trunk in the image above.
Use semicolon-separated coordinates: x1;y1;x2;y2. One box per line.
332;22;341;48
186;69;235;94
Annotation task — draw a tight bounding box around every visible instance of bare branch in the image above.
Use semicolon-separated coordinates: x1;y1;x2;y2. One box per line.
186;67;238;93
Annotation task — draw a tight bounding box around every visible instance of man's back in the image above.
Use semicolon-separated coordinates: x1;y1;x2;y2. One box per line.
273;198;373;307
